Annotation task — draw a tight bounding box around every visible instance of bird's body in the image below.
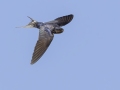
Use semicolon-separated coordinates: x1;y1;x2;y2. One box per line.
18;14;74;64
31;22;54;64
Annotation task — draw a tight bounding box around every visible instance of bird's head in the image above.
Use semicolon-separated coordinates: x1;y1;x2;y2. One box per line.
16;16;39;28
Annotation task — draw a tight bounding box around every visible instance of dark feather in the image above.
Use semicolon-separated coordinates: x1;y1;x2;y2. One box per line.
55;14;74;26
31;30;54;64
45;14;74;26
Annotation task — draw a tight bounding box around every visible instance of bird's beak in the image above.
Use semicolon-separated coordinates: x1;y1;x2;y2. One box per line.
16;16;37;28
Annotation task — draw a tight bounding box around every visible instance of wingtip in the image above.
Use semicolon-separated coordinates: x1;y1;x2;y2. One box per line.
30;61;34;65
30;60;37;65
70;14;74;16
27;16;31;19
27;16;34;21
68;14;74;17
69;14;74;18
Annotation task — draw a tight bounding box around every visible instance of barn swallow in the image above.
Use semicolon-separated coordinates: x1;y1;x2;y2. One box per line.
17;14;74;64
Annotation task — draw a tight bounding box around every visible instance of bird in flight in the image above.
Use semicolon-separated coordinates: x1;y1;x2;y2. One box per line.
17;14;74;64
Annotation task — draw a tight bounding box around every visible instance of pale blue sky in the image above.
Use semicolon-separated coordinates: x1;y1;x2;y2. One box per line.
0;0;120;90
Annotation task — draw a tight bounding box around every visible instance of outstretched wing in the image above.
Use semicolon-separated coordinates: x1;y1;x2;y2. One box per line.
45;14;74;26
31;28;54;64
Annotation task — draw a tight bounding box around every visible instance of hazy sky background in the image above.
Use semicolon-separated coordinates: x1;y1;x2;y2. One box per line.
0;0;120;90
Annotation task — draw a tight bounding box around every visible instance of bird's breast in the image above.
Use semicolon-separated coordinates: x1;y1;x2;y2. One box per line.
40;25;54;37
